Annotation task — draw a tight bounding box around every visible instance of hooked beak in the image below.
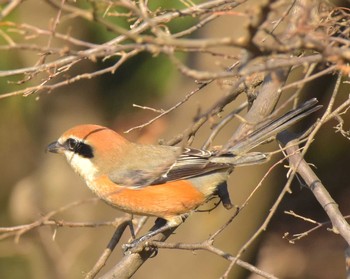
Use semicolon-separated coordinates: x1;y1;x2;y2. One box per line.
46;141;65;154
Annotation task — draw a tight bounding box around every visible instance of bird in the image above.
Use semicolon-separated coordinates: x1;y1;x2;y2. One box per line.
47;99;320;250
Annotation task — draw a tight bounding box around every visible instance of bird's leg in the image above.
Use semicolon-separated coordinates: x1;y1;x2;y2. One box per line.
128;216;136;240
124;219;170;248
123;216;186;253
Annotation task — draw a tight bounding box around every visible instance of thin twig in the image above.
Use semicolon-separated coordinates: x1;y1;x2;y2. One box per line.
147;240;279;279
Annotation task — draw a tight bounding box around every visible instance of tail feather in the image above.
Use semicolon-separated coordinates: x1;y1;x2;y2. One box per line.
229;98;321;154
230;152;268;166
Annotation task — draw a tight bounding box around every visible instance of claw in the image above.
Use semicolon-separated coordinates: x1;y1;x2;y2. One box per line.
122;243;134;254
122;218;177;254
122;239;159;256
122;239;142;254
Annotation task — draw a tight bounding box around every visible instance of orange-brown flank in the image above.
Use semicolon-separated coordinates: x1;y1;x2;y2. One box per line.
93;175;206;220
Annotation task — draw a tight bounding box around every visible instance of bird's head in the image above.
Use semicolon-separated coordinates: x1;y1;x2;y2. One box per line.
47;124;130;182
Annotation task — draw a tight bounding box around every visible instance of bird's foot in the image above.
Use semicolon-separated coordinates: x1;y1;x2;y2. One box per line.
122;239;142;254
122;238;158;256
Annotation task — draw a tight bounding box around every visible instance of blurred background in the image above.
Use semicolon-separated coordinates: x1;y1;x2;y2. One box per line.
0;1;350;278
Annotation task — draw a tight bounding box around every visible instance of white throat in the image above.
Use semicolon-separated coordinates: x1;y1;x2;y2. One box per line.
64;151;98;183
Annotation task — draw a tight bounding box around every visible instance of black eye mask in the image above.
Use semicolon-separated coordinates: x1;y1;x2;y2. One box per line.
64;138;94;158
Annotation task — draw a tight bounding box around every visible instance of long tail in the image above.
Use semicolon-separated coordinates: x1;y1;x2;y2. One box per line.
227;98;321;164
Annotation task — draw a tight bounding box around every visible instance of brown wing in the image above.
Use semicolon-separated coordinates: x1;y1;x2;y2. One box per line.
108;147;233;187
149;148;232;185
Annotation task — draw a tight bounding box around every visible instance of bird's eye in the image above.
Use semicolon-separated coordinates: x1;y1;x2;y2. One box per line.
66;138;79;151
63;138;93;158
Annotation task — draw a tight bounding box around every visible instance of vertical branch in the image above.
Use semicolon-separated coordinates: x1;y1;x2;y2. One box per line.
278;133;350;245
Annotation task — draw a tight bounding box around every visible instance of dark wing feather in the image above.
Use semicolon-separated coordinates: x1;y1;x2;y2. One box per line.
108;147;233;187
149;148;233;184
